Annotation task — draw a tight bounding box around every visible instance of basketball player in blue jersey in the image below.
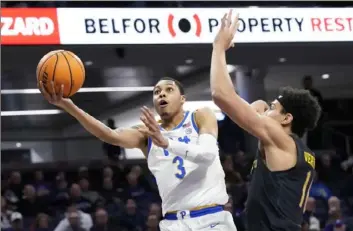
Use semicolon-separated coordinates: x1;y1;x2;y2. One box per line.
39;77;237;230
211;10;322;231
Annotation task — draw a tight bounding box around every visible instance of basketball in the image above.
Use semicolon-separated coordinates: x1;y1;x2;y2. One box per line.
36;50;85;97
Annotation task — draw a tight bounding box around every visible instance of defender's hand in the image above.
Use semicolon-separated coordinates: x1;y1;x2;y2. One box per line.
213;9;239;51
38;81;72;108
139;106;169;149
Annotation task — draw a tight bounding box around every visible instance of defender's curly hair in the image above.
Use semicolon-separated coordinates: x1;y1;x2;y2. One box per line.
278;87;322;137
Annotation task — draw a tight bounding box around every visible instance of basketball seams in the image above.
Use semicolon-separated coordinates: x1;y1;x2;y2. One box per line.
52;53;59;84
60;51;73;97
37;52;58;81
65;51;85;82
38;53;59;94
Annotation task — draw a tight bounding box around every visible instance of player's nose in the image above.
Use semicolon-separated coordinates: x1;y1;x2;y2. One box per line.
158;91;166;98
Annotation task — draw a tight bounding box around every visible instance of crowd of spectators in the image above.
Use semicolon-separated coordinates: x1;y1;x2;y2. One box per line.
1;149;353;231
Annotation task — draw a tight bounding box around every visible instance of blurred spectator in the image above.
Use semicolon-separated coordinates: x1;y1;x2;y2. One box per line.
325;220;347;231
79;178;102;206
90;208;114;231
341;156;353;172
6;171;23;202
304;197;321;231
70;184;94;214
103;167;114;179
56;172;66;182
119;199;144;231
18;184;49;217
78;167;89;180
131;165;154;193
100;177;117;204
52;179;70;214
54;204;92;231
223;155;243;185
302;221;310;231
3;212;26;231
324;196;353;231
123;172;146;202
310;171;333;201
145;214;160;231
30;213;50;231
103;119;122;161
33;171;50;196
233;150;251;180
1;196;12;229
148;203;162;220
309;216;321;231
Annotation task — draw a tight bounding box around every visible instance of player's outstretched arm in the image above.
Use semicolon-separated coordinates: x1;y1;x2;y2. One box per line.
38;81;146;150
210;10;276;144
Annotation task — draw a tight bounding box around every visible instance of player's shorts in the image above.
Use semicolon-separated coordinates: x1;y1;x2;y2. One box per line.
160;205;237;231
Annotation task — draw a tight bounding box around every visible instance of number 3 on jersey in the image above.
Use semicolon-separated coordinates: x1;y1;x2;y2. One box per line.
173;156;186;179
167;136;190;179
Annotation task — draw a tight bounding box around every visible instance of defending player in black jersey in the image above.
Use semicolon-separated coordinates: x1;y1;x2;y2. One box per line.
210;10;322;231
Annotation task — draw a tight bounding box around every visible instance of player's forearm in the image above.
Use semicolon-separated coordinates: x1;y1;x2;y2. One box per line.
61;102;117;144
210;47;235;99
166;134;218;165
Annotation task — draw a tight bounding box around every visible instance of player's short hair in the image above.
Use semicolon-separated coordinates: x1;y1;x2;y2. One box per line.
157;77;185;95
277;87;322;137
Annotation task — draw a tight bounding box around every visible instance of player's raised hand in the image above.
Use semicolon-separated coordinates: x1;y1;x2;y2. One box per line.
139;106;169;149
213;9;239;51
38;81;72;108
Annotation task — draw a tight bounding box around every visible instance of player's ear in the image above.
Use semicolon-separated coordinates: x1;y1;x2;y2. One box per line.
180;95;186;104
281;113;293;126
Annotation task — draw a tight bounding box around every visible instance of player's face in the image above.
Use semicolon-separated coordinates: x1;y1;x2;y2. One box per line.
153;80;185;118
264;100;293;126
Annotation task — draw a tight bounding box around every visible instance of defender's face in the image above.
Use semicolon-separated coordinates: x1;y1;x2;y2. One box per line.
264;100;289;125
153;80;185;117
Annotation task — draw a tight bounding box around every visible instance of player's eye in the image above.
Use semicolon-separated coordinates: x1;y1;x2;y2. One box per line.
154;90;160;95
167;87;173;92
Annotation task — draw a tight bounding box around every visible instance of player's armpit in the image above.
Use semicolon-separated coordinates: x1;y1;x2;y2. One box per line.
194;107;218;138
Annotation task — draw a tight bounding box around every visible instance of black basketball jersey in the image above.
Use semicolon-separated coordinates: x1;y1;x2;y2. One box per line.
246;134;315;231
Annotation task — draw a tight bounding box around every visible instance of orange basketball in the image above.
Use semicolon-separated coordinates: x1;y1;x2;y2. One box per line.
36;50;85;97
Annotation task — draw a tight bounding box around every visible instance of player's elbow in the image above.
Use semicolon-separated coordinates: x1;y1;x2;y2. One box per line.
212;90;231;112
100;128;122;146
211;89;223;101
212;90;226;106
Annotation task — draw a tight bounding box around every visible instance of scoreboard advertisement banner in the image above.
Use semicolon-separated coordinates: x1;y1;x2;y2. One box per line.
1;7;352;45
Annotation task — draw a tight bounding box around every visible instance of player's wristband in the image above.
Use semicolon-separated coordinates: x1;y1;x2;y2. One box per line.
167;139;189;158
166;134;218;163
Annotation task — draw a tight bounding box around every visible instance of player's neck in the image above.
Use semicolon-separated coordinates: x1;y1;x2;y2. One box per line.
283;126;293;136
161;110;185;130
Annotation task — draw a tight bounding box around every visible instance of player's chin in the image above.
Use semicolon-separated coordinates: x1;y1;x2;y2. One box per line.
160;111;171;120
